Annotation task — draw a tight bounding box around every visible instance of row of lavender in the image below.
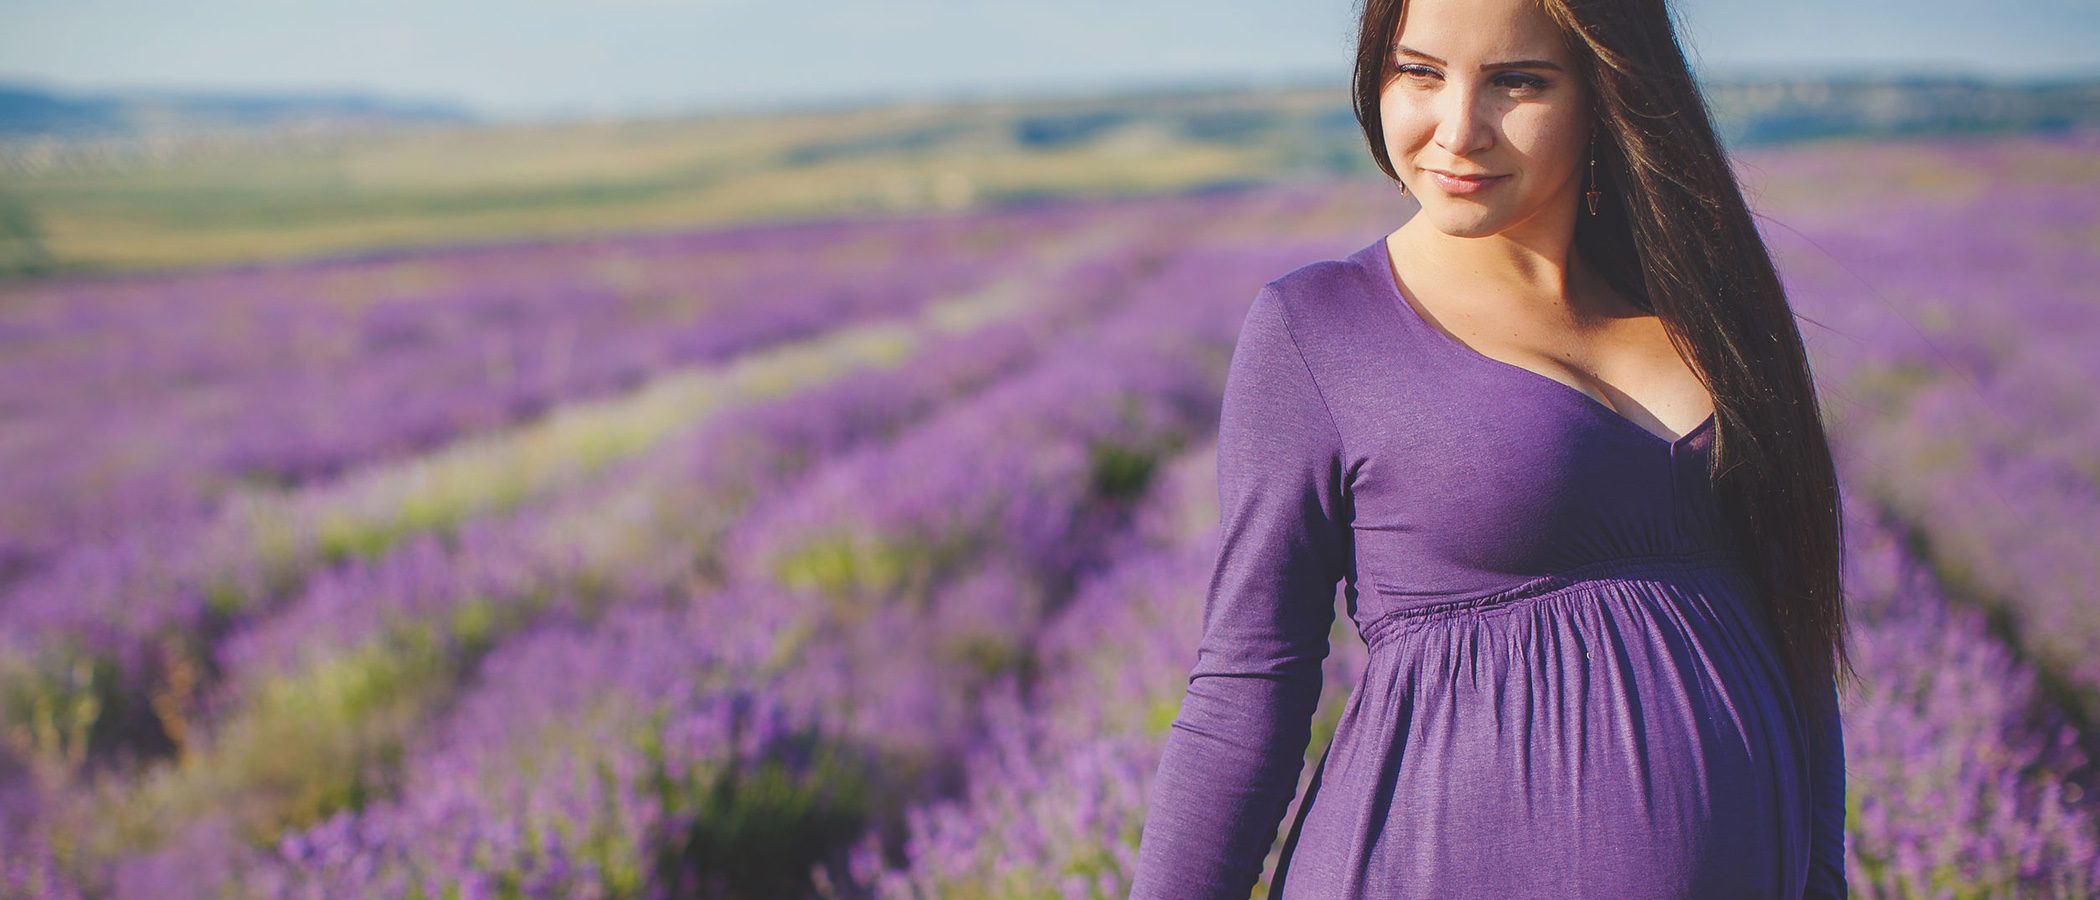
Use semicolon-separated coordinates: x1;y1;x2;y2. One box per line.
0;190;1205;875
0;197;1183;890
0;200;1110;589
1766;133;2100;728
0;195;1191;779
1;185;1359;894
831;439;2100;897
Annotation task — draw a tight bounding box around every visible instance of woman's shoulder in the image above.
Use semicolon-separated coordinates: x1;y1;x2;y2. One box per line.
1247;239;1393;368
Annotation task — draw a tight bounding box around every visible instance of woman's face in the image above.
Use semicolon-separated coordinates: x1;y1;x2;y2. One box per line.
1379;0;1591;239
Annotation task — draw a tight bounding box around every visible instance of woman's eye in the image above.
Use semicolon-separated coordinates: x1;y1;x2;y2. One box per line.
1391;64;1548;94
1498;73;1549;93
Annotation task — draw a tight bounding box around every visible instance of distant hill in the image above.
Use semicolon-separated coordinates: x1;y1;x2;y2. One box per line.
0;82;477;141
4;73;2093;153
1701;74;2100;145
0;73;2093;280
4;73;2093;150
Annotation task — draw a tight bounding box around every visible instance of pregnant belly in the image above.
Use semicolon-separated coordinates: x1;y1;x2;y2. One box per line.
1275;577;1814;899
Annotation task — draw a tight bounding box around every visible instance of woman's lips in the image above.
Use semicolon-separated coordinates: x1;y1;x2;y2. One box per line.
1426;170;1508;195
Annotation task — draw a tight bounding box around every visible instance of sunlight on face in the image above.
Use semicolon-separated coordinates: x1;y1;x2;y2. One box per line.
1379;0;1592;239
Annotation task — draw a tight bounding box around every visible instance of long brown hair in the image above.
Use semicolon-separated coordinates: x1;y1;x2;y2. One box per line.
1349;0;1856;732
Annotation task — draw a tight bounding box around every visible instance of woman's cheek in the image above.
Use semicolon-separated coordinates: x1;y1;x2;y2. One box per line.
1380;109;1431;161
1511;112;1584;171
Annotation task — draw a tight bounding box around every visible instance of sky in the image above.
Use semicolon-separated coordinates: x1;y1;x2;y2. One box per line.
3;0;2097;122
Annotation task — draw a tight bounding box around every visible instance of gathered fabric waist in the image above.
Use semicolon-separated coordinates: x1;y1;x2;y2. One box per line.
1357;548;1751;651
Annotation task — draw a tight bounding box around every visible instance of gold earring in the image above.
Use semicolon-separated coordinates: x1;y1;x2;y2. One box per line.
1584;133;1601;216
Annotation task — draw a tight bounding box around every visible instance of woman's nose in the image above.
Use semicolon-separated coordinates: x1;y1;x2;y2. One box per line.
1433;86;1495;158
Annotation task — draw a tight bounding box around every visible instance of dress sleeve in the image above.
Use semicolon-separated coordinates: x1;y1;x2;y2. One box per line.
1130;283;1351;900
1805;677;1849;898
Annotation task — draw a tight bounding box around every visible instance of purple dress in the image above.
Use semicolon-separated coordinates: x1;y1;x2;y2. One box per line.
1129;237;1846;899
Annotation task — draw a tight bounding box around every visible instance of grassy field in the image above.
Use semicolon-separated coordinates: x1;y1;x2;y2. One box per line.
0;86;1368;278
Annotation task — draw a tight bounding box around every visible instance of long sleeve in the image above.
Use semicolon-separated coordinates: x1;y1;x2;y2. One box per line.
1805;677;1848;899
1130;283;1351;900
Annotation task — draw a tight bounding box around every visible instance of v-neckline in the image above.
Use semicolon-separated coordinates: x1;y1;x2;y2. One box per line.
1363;236;1716;450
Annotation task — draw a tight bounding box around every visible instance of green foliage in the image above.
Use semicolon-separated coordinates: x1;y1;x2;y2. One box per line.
1087;440;1158;503
202;576;253;621
644;717;879;898
946;633;1032;681
1143;693;1183;738
1306;687;1351;757
315;512;426;567
0;648;106;774
0;192;54;277
1843;362;1940;420
772;533;896;602
213;637;447;836
771;530;975;611
448;596;503;658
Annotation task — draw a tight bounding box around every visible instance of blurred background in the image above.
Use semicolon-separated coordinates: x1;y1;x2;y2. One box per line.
1;1;2097;897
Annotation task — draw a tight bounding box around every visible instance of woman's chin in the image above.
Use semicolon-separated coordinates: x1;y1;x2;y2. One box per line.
1410;205;1509;238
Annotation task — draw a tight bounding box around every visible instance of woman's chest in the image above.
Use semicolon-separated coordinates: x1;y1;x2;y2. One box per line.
1322;361;1727;592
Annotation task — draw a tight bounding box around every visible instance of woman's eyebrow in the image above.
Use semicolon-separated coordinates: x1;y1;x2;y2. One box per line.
1394;44;1565;72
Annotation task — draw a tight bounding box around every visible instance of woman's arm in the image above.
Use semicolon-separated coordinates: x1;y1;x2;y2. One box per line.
1805;677;1848;899
1129;282;1351;900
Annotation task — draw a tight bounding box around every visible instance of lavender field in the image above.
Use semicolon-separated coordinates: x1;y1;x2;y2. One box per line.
2;129;2097;898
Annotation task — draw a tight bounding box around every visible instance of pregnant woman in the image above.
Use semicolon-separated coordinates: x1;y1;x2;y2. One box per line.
1129;0;1851;897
